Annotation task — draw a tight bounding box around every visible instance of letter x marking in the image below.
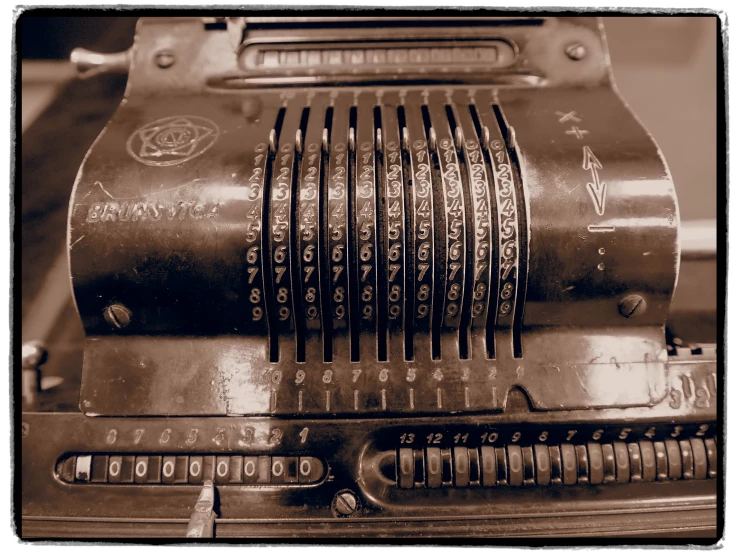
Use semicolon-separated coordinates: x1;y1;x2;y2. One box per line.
556;111;582;123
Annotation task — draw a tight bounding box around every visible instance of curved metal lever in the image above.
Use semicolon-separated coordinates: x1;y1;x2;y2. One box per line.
186;480;218;538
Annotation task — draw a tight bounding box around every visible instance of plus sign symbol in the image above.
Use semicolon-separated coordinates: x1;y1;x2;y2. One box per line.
565;126;589;140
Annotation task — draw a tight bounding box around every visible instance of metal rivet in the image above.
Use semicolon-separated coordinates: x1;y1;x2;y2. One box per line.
332;489;358;517
619;295;647;319
104;304;132;329
154;50;176;69
565;43;587;61
241;97;263;122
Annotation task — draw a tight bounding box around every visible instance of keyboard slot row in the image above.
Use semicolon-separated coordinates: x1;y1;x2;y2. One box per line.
256;93;531;364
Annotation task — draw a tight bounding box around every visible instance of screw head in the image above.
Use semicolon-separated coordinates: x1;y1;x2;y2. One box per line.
104;304;132;329
241;97;263;122
565;42;587;61
332;489;358;517
154;50;176;69
619;295;647;319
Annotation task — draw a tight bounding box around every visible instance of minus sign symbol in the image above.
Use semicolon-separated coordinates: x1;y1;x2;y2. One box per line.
587;224;615;233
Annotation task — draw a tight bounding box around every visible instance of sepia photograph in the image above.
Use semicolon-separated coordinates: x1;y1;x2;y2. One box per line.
16;9;724;543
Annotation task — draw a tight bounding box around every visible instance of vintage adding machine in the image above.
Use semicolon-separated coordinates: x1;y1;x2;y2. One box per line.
21;16;719;539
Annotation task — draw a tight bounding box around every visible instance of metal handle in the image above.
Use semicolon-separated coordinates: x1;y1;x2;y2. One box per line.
70;47;132;79
21;341;47;410
185;480;218;538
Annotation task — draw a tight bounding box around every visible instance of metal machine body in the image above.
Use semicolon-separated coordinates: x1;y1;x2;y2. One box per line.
21;16;718;539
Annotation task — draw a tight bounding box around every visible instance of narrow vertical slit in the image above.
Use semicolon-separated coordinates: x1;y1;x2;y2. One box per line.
469;104;497;360
469;104;483;142
321;107;334;363
274;107;287;140
374;105;388;362
492;104;526;359
448;105;473;361
397;105;414;362
444;105;458;135
421;104;433;136
348;106;360;362
292;107;310;363
265;107;286;363
421;104;442;361
299;107;311;136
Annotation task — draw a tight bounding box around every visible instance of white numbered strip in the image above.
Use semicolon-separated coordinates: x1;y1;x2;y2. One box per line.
297;102;326;350
244;126;275;333
64;454;325;485
381;103;406;360
405;99;435;359
480;111;519;333
428;100;466;346
326;103;352;360
354;98;379;356
454;102;493;357
268;106;302;344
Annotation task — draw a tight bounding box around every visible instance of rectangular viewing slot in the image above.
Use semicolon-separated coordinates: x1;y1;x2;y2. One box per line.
240;40;516;72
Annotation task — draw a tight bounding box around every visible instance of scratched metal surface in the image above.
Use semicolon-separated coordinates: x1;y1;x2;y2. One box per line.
20;17;136;324
66;17;679;417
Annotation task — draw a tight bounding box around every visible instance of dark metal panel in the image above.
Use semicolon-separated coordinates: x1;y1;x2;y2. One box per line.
496;85;679;328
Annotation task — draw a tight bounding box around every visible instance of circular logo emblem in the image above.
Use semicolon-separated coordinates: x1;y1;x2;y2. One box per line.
126;115;220;167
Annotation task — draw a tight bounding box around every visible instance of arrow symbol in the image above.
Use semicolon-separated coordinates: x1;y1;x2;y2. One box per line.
582;146;607;216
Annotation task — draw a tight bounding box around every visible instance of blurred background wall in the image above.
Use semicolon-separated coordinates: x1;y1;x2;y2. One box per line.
605;16;718;223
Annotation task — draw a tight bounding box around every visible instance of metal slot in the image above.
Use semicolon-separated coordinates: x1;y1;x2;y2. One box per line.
267;103;303;363
263;107;286;362
420;103;444;361
324;100;352;364
492;103;527;360
467;103;498;360
320;107;334;363
446;104;475;361
294;105;321;363
348;105;360;362
374;104;389;363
